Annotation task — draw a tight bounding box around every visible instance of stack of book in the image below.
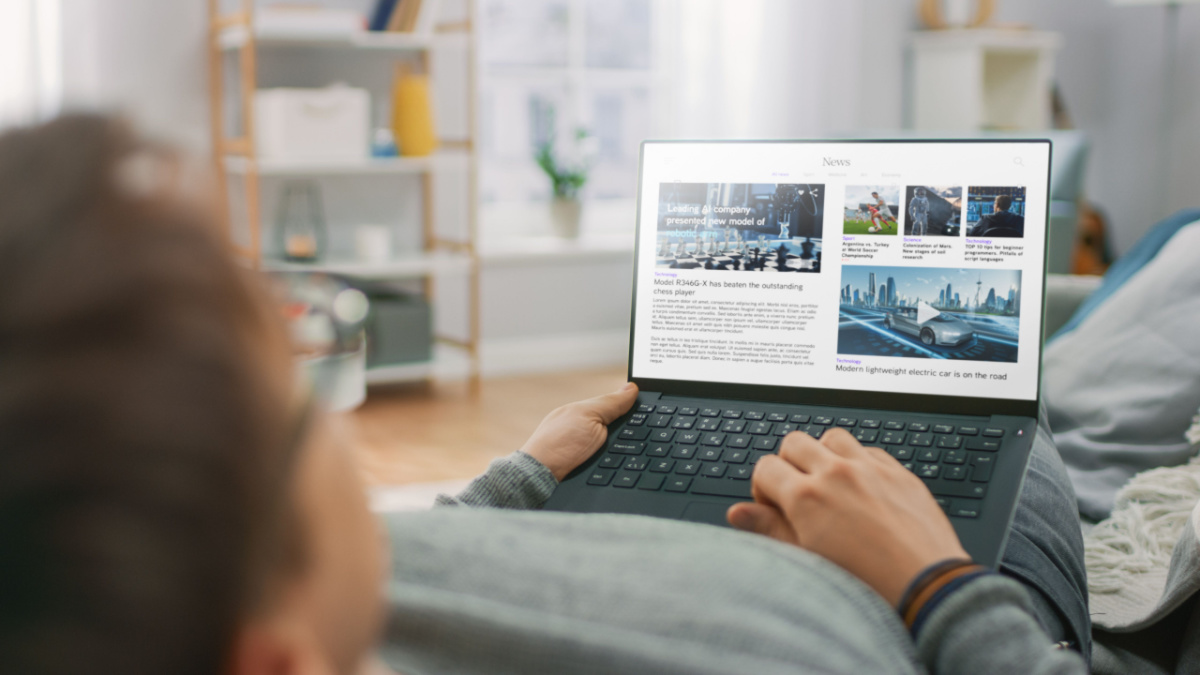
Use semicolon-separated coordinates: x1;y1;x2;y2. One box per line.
369;0;442;33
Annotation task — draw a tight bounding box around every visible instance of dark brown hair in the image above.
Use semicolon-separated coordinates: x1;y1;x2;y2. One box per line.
0;115;295;674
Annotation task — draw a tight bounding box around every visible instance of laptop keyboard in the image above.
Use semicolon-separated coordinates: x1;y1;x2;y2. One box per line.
584;402;1007;519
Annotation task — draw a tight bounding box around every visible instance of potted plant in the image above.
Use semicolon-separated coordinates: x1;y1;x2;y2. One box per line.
535;128;595;238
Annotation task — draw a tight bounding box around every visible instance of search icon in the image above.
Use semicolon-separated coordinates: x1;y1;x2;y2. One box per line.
1013;157;1025;167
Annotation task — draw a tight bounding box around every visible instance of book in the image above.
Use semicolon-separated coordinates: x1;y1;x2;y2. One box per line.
369;0;401;31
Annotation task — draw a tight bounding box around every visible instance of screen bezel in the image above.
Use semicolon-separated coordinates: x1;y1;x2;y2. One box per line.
626;138;1052;420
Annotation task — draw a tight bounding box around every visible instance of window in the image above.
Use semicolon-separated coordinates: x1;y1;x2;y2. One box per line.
477;0;671;207
0;0;60;128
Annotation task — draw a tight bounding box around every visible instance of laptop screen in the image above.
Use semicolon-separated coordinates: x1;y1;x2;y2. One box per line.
629;140;1051;403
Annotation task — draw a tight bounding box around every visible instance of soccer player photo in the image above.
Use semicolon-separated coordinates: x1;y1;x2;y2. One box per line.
843;185;900;236
904;185;963;237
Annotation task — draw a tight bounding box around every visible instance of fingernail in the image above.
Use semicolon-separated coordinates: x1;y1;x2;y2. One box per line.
622;382;636;391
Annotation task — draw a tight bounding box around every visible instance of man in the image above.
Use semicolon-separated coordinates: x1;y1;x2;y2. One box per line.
869;190;898;233
0;116;1088;674
909;186;931;236
972;194;1026;237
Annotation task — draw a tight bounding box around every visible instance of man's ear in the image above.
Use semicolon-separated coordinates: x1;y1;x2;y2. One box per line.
228;615;333;675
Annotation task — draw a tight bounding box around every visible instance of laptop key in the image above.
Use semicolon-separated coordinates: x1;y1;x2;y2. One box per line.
725;449;749;464
881;431;906;445
932;482;987;499
697;447;723;462
598;455;624;469
702;463;727;478
748;421;772;435
678;431;701;444
983;428;1005;437
773;423;799;436
884;421;906;431
720;420;746;433
853;429;879;443
646;444;671;457
650;429;675;443
676;461;701;475
656;405;677;414
944;465;967;481
613;472;640;489
750;451;772;464
752;436;778;451
971;463;994;483
767;412;789;422
861;419;881;429
699;408;721;417
610;442;645;455
949;501;982;519
916;448;941;463
936;435;963;449
623;458;648;472
837;417;857;427
679;407;699;416
671;418;695;429
636;403;656;413
943;449;967;465
727;435;751;449
697;419;722;432
692;477;753;499
618;427;650;441
587;469;615;486
966;438;1001;452
649;459;675;473
933;424;955;434
626;415;646;427
664;477;692;493
813;416;834;425
670;445;697;460
730;466;753;480
744;411;765;420
722;409;743;419
789;414;811;423
648;415;672;428
957;426;979;436
638;474;666;491
908;422;930;432
917;464;941;479
890;446;914;460
909;433;933;447
701;433;726;446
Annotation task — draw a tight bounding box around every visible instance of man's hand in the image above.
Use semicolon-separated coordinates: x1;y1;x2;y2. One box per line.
727;428;968;606
521;383;639;481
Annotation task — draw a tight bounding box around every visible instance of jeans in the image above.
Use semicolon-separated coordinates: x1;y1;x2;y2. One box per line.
998;400;1091;660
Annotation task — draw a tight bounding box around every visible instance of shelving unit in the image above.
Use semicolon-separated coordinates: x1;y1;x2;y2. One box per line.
207;0;480;387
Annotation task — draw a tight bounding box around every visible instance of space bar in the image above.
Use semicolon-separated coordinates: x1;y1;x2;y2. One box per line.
691;478;753;499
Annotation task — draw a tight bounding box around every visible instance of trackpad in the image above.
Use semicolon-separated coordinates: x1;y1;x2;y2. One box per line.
681;501;735;527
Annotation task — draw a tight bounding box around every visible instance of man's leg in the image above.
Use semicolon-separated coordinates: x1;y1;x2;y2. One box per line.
998;400;1091;661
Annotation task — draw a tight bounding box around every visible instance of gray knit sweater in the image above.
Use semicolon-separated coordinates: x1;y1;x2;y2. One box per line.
380;452;1087;674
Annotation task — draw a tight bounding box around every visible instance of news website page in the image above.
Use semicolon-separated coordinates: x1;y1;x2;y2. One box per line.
631;141;1049;401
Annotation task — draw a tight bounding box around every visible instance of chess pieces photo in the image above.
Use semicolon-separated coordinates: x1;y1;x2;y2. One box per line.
693;233;703;258
658;236;671;258
675;240;686;258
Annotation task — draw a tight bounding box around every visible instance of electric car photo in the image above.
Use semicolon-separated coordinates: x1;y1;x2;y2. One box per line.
884;307;975;346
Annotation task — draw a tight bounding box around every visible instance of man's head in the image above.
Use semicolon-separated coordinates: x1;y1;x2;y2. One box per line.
0;116;384;675
994;195;1012;212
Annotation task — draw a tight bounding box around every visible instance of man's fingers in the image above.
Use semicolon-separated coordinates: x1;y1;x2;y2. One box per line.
727;501;798;545
777;432;836;473
818;427;873;461
582;382;640;425
751;453;813;518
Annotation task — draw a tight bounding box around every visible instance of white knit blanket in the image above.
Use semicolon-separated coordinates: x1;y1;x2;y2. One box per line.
1084;417;1200;630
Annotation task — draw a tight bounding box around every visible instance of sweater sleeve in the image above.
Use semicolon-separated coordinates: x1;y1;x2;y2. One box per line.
433;451;558;510
915;574;1087;675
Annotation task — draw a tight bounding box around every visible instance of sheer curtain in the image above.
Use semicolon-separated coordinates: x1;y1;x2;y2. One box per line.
0;0;61;128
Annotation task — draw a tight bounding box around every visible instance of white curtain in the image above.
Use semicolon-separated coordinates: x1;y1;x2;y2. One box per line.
0;0;61;128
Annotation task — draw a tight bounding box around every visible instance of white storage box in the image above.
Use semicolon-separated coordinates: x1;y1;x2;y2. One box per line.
255;87;370;162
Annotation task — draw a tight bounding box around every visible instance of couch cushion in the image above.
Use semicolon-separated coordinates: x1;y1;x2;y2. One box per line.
1043;217;1200;520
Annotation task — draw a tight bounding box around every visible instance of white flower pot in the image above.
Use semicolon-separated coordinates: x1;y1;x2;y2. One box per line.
550;197;583;239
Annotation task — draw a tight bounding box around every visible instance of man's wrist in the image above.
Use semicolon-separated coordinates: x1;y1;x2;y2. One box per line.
897;557;991;636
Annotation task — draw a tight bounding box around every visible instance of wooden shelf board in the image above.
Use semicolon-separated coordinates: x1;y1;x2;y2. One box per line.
261;252;473;279
219;25;468;52
223;152;468;176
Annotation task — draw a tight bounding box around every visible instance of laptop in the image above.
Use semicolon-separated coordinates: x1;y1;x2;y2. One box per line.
545;139;1052;568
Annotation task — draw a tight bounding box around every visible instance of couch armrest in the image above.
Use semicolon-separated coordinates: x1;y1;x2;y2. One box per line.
1043;274;1103;341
